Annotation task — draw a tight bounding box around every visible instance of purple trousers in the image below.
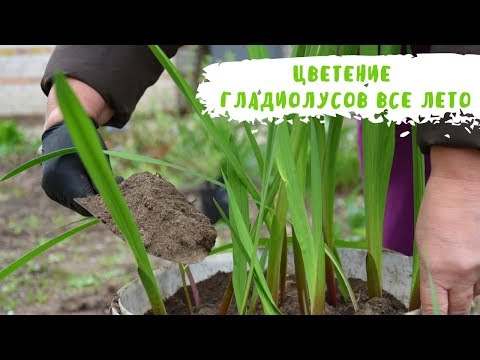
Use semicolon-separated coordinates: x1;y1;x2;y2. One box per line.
357;123;431;256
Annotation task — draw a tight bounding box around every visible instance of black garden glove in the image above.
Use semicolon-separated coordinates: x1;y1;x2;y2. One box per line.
200;176;230;225
41;120;112;216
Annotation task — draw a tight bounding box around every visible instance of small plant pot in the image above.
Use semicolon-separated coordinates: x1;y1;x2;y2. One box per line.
110;248;425;315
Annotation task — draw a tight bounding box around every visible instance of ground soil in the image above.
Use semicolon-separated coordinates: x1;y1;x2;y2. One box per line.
0;133;178;314
147;272;407;315
76;172;217;264
0;119;233;315
0;152;133;314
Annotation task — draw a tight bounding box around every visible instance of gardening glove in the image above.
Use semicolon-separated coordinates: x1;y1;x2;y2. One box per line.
200;176;229;225
40;119;116;217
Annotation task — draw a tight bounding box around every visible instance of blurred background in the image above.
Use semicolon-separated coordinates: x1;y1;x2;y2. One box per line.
0;45;362;314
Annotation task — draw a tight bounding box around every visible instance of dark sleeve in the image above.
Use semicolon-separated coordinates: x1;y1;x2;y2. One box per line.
416;45;480;154
41;45;181;128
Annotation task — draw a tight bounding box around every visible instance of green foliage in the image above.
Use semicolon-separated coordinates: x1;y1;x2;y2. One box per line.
409;126;425;310
335;122;361;191
1;44;415;315
360;45;399;299
103;112;227;188
0;120;24;157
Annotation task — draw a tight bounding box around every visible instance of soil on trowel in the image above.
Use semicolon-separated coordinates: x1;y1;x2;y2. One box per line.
147;273;407;315
75;172;217;264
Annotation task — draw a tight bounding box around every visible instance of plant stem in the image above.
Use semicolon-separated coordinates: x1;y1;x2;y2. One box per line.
247;249;269;314
279;229;289;307
292;230;309;315
185;266;200;306
179;264;193;314
322;115;342;307
409;125;425;310
240;124;278;314
311;117;327;314
266;183;288;304
360;45;397;299
218;274;234;315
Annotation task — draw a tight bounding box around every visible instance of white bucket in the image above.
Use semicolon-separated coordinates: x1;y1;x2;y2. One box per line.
111;248;419;315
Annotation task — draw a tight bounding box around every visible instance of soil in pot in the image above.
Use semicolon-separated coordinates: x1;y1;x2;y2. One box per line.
76;172;217;264
145;272;407;315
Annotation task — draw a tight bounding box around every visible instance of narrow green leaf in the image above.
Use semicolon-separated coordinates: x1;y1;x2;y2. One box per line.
409;125;425;310
338;45;359;56
360;45;379;56
380;45;401;55
243;123;264;174
54;72;166;315
108;150;275;214
324;246;359;312
247;249;269;314
0;219;98;281
214;188;280;315
43;217;95;236
291;45;306;58
178;264;194;314
360;45;397;298
105;150;224;187
210;237;367;255
332;247;350;302
246;45;270;59
1;148;76;182
209;237;292;256
226;144;249;313
428;272;441;315
335;240;368;250
148;45;259;201
241;123;278;314
266;183;288;302
292;229;309;314
310;118;326;314
275;122;317;308
323;115;343;306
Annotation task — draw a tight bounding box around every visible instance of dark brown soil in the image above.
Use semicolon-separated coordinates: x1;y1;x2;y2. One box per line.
76;172;217;264
146;272;407;315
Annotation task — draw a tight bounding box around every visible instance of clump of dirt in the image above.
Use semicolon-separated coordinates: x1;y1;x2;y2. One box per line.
76;172;217;264
143;273;407;315
344;278;406;315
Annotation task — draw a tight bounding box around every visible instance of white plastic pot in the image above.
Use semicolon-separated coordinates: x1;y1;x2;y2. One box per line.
111;248;420;315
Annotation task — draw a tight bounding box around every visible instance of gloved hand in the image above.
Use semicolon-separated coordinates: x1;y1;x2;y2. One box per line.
41;120;109;216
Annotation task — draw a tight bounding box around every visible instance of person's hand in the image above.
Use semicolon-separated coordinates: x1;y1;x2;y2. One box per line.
41;120;108;216
416;146;480;314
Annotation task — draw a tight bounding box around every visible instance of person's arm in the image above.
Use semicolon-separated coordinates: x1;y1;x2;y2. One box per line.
42;45;181;131
415;45;480;314
40;45;181;215
44;78;114;131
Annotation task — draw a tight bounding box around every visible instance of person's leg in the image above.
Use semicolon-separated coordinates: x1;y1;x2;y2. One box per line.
357;121;431;256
